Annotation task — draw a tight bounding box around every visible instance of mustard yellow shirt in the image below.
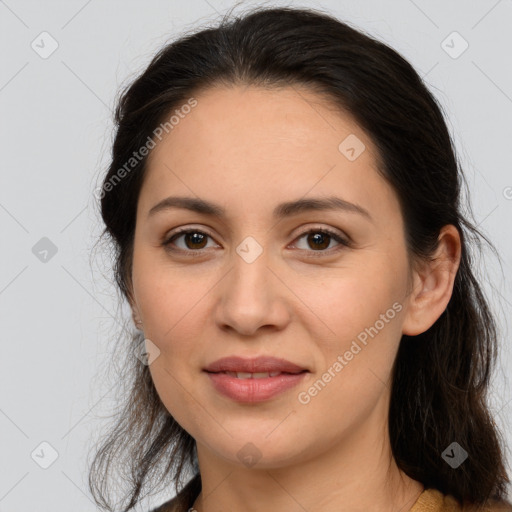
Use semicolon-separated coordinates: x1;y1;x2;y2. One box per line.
410;489;512;512
151;482;512;512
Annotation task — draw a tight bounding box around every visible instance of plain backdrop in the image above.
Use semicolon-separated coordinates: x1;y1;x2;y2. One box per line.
1;0;511;510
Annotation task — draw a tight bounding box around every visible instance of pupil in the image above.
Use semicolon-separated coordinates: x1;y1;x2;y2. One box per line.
186;232;207;249
309;232;329;250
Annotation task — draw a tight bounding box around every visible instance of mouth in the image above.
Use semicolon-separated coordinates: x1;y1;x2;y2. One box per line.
204;369;309;402
203;356;309;402
206;370;307;379
203;355;309;374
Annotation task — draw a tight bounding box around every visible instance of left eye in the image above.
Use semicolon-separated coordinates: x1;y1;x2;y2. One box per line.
162;228;349;254
293;229;349;252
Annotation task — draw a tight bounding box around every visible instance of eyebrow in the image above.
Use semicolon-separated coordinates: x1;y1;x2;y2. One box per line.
147;195;373;222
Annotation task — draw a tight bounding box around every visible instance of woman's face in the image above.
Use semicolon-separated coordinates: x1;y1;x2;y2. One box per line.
130;84;416;468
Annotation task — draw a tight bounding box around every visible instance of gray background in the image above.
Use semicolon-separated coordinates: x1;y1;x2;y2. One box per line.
1;0;511;510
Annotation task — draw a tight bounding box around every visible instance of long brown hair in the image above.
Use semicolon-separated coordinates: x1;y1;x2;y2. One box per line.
89;6;510;511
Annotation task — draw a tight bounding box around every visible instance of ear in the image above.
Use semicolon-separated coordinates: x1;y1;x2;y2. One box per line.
401;224;462;336
127;289;143;330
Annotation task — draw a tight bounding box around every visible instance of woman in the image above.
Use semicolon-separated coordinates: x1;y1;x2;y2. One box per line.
89;6;511;512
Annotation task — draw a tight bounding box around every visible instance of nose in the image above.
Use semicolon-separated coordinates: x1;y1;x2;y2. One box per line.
213;245;292;337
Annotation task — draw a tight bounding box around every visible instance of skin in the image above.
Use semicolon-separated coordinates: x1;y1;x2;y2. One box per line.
129;84;461;512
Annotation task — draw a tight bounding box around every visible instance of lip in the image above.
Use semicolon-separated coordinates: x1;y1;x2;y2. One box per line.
205;371;308;403
204;355;308;374
203;356;309;403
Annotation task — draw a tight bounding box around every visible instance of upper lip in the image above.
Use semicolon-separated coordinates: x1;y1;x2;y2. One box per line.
204;356;308;374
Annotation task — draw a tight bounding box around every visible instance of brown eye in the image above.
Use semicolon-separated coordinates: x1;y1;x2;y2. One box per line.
163;229;216;252
162;227;350;257
181;232;208;250
293;228;349;253
306;232;331;250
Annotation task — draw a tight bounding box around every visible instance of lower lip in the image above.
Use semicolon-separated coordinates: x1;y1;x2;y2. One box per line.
205;371;308;403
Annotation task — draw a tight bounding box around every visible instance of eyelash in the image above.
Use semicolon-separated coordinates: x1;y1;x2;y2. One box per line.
162;226;351;257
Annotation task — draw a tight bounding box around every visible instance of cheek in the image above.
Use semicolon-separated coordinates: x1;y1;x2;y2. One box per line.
135;264;207;428
292;279;405;438
133;249;206;337
295;258;406;339
299;258;408;398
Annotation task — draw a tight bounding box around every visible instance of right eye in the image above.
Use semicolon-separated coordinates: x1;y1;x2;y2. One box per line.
162;228;220;253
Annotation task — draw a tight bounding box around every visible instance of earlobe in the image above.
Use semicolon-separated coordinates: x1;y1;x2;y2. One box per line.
132;308;143;330
127;290;144;330
401;225;461;336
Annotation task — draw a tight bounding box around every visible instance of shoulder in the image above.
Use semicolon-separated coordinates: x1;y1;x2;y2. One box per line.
411;488;512;512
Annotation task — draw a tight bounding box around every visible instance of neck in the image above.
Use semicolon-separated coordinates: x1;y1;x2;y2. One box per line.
191;395;424;512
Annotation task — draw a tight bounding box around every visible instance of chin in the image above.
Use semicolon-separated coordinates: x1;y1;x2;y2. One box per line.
200;431;309;469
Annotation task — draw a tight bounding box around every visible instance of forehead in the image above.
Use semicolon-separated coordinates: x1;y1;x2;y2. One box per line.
139;84;398;224
149;84;376;164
